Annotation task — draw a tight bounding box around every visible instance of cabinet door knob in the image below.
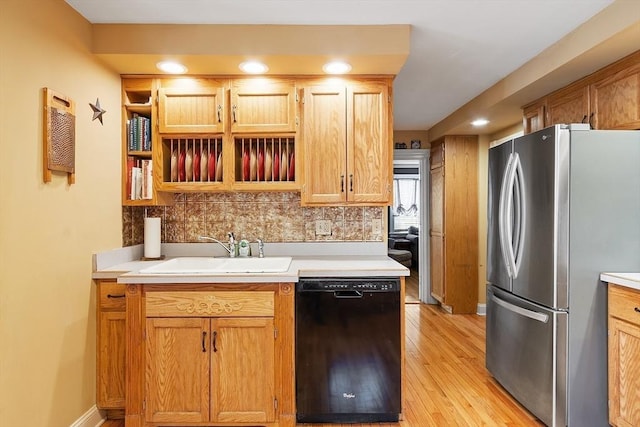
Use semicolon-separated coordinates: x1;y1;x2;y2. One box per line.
201;331;207;352
107;294;125;299
217;105;222;123
349;174;353;192
634;307;640;313
212;331;218;352
232;105;237;123
340;175;345;193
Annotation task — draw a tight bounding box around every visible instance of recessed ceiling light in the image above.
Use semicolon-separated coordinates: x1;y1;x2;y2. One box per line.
156;61;188;74
239;61;269;74
471;118;490;127
323;61;352;74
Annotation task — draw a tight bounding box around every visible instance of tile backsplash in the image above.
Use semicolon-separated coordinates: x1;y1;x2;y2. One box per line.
122;192;384;246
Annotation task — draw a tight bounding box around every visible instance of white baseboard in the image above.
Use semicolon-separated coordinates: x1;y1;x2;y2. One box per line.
476;303;486;316
70;405;105;427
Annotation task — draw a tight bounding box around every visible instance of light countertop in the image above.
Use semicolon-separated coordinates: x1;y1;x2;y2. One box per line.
93;243;410;284
601;272;640;291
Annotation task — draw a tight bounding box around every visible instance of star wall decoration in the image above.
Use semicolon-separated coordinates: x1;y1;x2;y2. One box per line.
90;98;106;125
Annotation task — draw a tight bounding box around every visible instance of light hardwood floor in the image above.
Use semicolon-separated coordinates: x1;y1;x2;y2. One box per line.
103;304;542;427
405;267;419;303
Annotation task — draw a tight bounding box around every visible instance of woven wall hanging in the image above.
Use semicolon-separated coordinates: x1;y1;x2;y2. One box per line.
43;87;75;184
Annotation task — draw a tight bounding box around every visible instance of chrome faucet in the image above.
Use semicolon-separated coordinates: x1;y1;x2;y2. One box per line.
255;238;265;258
198;232;237;257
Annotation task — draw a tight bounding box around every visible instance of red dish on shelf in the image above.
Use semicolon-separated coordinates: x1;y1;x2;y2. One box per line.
193;148;201;181
243;148;250;181
257;148;265;181
178;149;186;182
208;150;216;181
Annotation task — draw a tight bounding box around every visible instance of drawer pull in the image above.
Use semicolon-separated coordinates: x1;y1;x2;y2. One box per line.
212;331;218;353
634;307;640;313
202;331;207;352
107;294;125;299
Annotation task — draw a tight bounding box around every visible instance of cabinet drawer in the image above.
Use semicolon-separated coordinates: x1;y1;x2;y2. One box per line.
609;284;640;326
146;291;274;317
99;282;127;310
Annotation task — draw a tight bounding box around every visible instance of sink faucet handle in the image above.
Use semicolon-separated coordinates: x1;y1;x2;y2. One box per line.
255;238;265;258
228;232;237;257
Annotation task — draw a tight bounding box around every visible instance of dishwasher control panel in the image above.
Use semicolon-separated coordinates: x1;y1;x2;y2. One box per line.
297;278;400;292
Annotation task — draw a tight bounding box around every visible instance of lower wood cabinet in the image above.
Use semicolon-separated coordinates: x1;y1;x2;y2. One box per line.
608;284;640;427
146;316;276;424
96;281;126;410
125;284;295;427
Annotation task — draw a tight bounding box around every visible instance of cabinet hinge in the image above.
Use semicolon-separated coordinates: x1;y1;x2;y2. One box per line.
295;116;299;127
143;398;146;410
388;94;391;103
274;397;278;410
274;327;278;339
295;92;299;103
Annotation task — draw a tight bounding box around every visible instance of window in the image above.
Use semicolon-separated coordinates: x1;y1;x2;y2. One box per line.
390;176;419;232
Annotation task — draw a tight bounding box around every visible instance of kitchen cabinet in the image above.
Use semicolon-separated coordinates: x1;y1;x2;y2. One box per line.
547;84;590;127
157;78;226;134
230;78;297;133
126;284;294;427
590;61;640;130
522;100;546;135
121;78;173;206
608;284;640;427
96;281;126;411
429;135;478;314
522;49;640;133
301;80;392;205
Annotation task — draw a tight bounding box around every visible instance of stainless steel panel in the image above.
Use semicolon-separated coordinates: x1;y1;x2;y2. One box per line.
486;286;567;427
513;126;568;308
486;140;512;291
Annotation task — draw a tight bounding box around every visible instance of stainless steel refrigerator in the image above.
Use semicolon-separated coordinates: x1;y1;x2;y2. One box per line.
486;123;640;427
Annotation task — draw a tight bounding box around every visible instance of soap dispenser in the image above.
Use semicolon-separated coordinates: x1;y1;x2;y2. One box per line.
238;239;251;257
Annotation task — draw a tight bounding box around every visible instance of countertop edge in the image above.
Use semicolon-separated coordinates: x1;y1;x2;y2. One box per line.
601;272;640;291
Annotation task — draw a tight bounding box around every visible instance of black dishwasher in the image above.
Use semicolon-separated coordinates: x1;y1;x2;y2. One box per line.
295;277;401;423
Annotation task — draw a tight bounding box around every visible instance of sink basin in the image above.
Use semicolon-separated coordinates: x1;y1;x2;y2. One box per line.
139;256;292;274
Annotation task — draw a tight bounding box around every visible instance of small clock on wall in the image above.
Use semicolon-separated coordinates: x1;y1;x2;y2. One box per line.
411;140;421;149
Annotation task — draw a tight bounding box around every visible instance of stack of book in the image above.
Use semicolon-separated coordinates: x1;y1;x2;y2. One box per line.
126;157;153;200
127;114;151;151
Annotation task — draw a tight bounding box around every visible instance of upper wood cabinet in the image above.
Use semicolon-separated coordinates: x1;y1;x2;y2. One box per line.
301;80;392;206
522;100;546;135
523;50;640;133
157;79;226;134
230;78;297;133
590;61;640;130
121;78;173;206
547;84;590;127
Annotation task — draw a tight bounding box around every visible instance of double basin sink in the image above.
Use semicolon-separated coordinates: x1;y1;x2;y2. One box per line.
139;256;293;274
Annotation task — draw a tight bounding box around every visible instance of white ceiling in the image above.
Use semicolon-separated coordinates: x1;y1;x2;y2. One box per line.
65;0;616;132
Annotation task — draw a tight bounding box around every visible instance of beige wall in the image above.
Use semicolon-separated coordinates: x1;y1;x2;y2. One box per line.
0;1;121;426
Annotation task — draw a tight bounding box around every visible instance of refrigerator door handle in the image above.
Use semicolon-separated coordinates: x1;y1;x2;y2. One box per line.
498;153;515;277
490;293;549;323
512;154;526;278
501;153;519;278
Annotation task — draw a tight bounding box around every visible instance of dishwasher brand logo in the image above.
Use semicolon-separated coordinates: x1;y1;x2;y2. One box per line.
343;392;356;399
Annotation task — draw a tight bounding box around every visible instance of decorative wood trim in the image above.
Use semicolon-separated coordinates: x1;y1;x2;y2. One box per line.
145;291;275;317
69;405;105;427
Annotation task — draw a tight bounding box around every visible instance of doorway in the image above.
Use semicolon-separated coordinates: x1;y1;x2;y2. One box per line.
390;149;433;304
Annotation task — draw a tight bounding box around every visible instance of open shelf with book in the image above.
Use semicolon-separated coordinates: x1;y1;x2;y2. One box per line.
122;78;173;206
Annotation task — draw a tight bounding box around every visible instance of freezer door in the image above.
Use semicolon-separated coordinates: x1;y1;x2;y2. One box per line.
486;286;567;427
513;126;569;309
486;140;512;291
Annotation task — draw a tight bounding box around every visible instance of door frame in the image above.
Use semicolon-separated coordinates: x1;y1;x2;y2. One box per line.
393;149;434;304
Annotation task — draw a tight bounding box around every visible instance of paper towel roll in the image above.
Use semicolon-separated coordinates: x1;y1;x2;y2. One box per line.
144;217;162;258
